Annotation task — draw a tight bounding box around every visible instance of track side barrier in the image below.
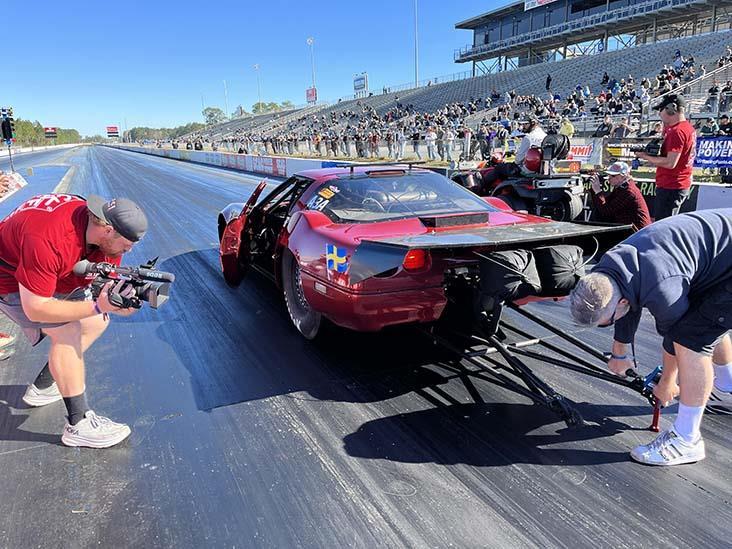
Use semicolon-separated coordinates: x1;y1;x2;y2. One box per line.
112;144;732;211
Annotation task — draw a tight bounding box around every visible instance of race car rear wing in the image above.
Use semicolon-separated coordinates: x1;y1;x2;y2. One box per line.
349;220;631;284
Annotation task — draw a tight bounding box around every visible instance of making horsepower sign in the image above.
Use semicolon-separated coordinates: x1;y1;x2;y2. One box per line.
695;136;732;168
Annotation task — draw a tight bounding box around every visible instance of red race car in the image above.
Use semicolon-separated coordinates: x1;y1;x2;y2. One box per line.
218;165;628;339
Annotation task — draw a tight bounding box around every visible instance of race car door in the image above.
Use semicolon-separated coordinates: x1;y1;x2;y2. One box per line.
220;180;267;286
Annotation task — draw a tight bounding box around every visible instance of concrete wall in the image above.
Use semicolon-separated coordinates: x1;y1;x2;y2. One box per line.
114;144;732;211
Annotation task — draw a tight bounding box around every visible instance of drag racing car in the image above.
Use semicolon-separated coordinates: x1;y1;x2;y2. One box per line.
451;134;586;222
218;165;630;341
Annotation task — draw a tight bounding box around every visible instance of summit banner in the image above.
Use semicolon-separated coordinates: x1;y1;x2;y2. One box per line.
694;136;732;168
525;0;559;11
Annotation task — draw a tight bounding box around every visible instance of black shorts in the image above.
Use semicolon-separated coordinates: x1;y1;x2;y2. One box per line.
664;280;732;356
654;187;690;220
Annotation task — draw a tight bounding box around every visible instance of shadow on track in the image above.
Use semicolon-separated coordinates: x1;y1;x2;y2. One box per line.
148;250;654;452
0;385;60;444
342;401;644;467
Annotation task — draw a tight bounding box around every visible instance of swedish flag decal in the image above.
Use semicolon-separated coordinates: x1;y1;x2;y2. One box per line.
326;244;348;273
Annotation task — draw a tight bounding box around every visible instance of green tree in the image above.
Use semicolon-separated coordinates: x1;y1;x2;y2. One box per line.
202;107;227;125
281;100;294;110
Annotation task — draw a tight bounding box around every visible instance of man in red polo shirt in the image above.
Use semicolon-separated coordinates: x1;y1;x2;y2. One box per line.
0;193;147;448
635;94;696;220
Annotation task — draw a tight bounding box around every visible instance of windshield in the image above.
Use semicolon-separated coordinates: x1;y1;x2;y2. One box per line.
305;171;497;223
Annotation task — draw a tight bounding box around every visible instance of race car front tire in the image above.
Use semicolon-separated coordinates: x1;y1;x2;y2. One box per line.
283;250;322;340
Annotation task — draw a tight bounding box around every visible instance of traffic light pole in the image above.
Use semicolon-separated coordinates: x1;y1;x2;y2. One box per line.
6;143;14;173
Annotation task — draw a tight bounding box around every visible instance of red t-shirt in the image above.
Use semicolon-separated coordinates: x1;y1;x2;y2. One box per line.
0;194;121;297
656;120;696;190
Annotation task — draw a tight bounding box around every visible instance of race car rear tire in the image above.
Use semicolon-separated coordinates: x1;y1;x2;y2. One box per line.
556;194;584;222
283;250;322;340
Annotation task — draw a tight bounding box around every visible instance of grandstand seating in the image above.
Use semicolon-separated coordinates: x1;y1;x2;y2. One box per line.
191;30;732;143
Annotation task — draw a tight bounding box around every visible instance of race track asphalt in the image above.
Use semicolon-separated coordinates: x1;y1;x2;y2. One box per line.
0;145;729;548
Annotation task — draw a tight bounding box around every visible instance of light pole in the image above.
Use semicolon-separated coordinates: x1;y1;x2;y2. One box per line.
306;37;316;91
414;0;419;87
254;64;262;113
223;80;229;119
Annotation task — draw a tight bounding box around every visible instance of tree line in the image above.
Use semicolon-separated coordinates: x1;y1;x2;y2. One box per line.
11;119;84;147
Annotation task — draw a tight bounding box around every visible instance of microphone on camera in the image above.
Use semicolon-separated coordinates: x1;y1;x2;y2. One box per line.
73;260;95;277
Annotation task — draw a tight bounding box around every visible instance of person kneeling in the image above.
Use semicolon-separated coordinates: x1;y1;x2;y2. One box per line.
589;161;651;232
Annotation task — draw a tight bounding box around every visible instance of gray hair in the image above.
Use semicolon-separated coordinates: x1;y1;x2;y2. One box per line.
569;273;621;326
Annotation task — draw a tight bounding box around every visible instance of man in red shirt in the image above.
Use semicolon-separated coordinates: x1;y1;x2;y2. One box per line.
0;193;147;448
589;161;651;232
635;94;696;220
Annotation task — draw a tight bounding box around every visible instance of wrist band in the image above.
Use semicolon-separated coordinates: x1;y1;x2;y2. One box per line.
611;353;627;360
93;302;102;315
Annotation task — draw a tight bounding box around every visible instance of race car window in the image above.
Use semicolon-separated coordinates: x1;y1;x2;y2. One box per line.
305;171;498;223
260;176;312;218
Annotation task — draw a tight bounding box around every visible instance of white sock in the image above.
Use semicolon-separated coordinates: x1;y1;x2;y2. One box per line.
713;362;732;392
673;403;704;443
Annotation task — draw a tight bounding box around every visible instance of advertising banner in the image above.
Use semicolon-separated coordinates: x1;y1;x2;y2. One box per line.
694;136;732;168
525;0;559;11
567;138;603;166
306;87;318;103
353;74;368;92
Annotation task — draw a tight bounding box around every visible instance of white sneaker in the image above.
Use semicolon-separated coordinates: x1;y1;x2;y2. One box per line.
61;410;131;448
630;427;706;466
22;382;63;407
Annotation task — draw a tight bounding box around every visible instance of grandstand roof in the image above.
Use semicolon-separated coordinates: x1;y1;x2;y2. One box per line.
455;1;524;30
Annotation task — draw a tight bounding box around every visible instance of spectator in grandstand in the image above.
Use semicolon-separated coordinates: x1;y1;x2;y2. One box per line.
559;117;575;138
569;209;732;466
612;117;632;139
720;80;732;112
719;114;732;135
444;126;455;162
593;115;614;138
697;117;719;136
411;129;422;160
589;161;650;231
635;95;696;220
641;121;663;138
425;127;437;161
545;74;552;92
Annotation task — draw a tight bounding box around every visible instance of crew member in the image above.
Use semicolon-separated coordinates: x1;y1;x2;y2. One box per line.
514;115;546;172
589;161;651;231
569;209;732;466
0;193;148;448
634;94;696;220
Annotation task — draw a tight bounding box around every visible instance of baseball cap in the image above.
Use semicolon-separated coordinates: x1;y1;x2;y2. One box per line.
86;195;148;242
605;161;630;176
651;94;686;111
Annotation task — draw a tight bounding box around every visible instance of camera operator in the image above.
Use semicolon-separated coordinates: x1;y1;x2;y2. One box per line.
589;161;651;231
0;194;147;448
634;94;696;220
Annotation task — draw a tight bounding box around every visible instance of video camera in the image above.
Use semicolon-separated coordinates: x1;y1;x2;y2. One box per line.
73;258;175;309
627;137;663;156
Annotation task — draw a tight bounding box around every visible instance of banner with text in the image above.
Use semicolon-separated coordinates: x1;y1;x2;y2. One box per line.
694;136;732;168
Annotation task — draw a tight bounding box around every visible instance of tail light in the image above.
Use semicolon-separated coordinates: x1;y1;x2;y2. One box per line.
403;249;430;272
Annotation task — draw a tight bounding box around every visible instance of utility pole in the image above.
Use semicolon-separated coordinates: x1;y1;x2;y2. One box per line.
223;80;230;118
414;0;419;87
307;37;316;89
254;64;262;113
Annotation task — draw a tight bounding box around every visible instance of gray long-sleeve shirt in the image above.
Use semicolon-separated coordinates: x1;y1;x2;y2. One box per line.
593;209;732;348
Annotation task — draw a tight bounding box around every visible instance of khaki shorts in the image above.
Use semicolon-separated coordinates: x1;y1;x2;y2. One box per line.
0;287;92;346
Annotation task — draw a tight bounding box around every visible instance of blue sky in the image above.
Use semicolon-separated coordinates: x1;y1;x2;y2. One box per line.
6;0;493;137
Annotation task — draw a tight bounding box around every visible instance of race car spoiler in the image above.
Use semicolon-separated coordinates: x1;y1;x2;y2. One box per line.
349;220;631;284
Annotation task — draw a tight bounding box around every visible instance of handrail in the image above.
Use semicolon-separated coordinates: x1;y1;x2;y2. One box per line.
455;0;707;61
